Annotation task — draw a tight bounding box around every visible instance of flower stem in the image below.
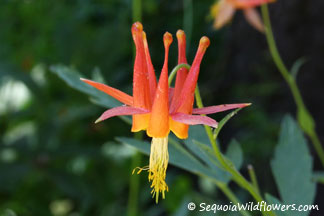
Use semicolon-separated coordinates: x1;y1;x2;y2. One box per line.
127;152;142;216
168;63;191;86
261;4;324;167
168;63;273;215
128;1;142;215
127;132;144;216
248;164;260;195
194;86;274;216
216;182;252;216
132;0;141;22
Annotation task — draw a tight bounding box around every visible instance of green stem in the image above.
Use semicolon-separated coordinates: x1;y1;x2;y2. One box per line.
127;152;142;216
168;63;191;85
167;63;273;215
128;1;142;216
261;4;324;167
248;165;260;195
198;173;251;216
195;86;274;216
216;182;252;216
132;0;141;22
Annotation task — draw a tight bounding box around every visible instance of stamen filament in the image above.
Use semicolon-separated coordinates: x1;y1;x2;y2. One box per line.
148;137;169;203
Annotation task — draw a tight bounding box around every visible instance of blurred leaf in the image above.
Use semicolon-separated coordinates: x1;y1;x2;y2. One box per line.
172;196;191;216
265;193;287;216
0;163;30;192
290;57;307;80
312;171;324;184
187;125;243;183
165;176;192;213
50;64;121;108
182;126;230;182
0;63;41;96
271;115;316;216
225;139;243;171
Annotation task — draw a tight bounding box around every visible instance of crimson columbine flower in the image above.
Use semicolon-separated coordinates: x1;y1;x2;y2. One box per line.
211;0;275;32
81;22;250;203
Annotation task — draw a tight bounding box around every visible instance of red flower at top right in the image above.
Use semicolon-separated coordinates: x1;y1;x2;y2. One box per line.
211;0;275;32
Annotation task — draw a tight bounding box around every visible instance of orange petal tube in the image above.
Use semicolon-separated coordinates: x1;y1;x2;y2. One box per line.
169;30;190;139
147;32;173;138
131;22;152;132
170;30;188;112
177;37;210;113
143;31;157;102
170;36;210;139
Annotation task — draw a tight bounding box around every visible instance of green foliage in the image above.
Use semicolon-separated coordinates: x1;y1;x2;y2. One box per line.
290;57;307;80
0;1;322;215
313;172;324;185
50;64;121;108
265;194;287;216
271;115;316;216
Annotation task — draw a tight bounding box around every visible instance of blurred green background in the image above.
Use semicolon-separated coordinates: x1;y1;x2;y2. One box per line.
0;0;323;215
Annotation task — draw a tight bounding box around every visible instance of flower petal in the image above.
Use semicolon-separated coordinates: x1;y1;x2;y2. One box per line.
80;78;133;106
168;87;174;105
213;0;235;30
131;22;152;132
243;8;264;32
143;31;157;101
170;118;189;139
147;32;173;138
192;103;251;115
170;30;189;112
173;36;210;114
171;113;218;128
95;106;149;123
231;0;275;9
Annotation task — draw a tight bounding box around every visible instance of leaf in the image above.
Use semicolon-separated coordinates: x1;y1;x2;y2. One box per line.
271;115;316;216
312;171;324;184
183;126;230;182
182;125;243;184
265;193;288;216
225;139;243;171
50;64;121;108
290;57;307;80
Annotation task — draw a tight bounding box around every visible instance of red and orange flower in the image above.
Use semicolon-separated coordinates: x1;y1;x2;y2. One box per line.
81;22;250;202
211;0;275;32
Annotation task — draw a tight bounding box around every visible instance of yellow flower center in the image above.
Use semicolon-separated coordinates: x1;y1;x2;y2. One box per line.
148;137;169;203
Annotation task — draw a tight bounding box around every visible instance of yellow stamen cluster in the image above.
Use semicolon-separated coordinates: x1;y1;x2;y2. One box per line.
148;137;169;203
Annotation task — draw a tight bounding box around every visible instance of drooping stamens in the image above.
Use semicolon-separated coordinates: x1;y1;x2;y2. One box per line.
132;165;149;175
148;137;169;203
147;32;173;138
